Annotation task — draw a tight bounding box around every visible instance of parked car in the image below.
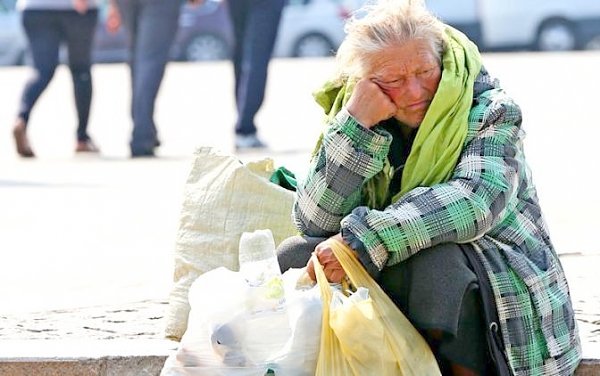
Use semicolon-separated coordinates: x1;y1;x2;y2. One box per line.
0;0;355;66
349;0;600;52
477;0;600;51
427;0;600;52
181;0;352;59
424;0;484;49
173;0;353;60
0;0;26;66
171;0;233;61
274;0;351;58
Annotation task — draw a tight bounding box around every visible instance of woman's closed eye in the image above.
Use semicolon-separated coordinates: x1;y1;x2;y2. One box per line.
374;77;406;89
417;67;437;78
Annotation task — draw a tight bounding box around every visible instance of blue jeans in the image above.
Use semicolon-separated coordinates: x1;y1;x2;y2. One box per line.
116;0;181;154
19;9;98;142
227;0;284;136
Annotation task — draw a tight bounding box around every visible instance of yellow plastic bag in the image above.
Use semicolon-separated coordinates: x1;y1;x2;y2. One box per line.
313;239;441;376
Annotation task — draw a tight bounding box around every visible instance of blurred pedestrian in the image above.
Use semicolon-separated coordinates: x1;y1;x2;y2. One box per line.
12;0;99;158
227;0;285;150
106;0;203;158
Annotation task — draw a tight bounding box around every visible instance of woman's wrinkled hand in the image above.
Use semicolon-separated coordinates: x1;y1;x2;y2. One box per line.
106;2;121;33
72;0;88;14
187;0;206;6
306;234;346;283
346;77;397;129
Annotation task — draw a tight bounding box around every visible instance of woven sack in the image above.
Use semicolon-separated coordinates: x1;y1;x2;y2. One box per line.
164;147;297;340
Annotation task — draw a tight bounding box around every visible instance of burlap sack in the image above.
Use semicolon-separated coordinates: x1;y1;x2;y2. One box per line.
164;147;298;341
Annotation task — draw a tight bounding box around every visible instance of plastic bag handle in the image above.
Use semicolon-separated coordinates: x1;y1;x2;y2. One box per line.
311;239;367;295
312;252;333;304
325;239;369;289
314;240;442;376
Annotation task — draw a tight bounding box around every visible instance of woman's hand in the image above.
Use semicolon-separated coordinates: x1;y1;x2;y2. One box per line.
346;77;397;129
72;0;88;14
306;234;347;283
187;0;206;6
106;2;121;34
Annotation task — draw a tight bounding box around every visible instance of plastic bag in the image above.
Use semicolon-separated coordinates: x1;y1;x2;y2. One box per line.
161;230;322;376
313;239;441;376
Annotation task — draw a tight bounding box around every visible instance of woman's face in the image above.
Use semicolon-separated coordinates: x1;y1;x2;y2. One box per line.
365;39;442;128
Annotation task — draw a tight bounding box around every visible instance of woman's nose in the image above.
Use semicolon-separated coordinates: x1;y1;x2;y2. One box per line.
384;77;423;104
403;76;423;99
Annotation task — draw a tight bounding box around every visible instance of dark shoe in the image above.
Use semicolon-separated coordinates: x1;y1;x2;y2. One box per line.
12;119;35;158
76;139;100;153
235;134;267;150
131;148;155;158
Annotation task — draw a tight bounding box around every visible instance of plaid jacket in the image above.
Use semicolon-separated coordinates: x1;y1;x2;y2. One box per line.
293;70;581;375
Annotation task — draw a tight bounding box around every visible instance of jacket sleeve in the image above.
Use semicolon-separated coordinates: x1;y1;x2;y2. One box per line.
341;89;524;270
293;108;392;237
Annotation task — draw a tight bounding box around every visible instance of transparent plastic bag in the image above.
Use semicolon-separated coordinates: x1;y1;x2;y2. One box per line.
161;230;322;376
313;239;441;376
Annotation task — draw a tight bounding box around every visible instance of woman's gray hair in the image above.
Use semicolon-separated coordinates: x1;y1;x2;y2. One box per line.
336;0;446;78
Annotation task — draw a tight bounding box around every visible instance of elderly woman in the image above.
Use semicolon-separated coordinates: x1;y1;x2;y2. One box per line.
276;0;581;375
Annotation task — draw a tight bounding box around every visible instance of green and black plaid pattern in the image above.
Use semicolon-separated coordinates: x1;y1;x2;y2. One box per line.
294;108;391;236
293;71;581;375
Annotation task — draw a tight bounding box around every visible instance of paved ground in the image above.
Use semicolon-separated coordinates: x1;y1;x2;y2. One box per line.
0;53;599;363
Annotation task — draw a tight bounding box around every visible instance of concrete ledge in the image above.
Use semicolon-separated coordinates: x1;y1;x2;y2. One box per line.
0;340;177;376
576;342;600;376
0;339;597;375
0;356;167;376
576;358;600;376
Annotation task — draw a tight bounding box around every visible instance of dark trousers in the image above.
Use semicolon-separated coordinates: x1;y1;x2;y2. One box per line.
277;236;495;374
116;0;181;154
19;9;98;142
227;0;284;136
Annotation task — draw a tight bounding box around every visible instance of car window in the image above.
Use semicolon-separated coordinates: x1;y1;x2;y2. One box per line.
286;0;310;6
425;0;477;23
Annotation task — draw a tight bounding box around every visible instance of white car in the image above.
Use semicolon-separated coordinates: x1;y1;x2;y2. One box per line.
478;0;600;51
0;0;27;66
274;0;351;58
427;0;600;51
349;0;600;52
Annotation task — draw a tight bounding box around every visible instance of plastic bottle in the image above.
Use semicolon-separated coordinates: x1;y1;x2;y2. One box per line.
238;229;285;313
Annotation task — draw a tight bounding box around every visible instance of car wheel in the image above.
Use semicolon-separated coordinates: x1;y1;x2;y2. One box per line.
22;49;33;66
292;33;335;58
184;34;230;62
585;35;600;50
536;19;577;51
14;50;26;66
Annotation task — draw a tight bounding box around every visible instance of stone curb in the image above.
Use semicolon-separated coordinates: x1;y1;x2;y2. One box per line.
576;359;600;376
0;340;176;376
0;356;167;376
0;340;597;375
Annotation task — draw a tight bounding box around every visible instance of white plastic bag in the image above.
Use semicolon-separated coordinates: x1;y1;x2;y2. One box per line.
161;230;322;376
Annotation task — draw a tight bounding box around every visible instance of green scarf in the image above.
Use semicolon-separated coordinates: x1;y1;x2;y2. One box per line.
312;27;482;208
